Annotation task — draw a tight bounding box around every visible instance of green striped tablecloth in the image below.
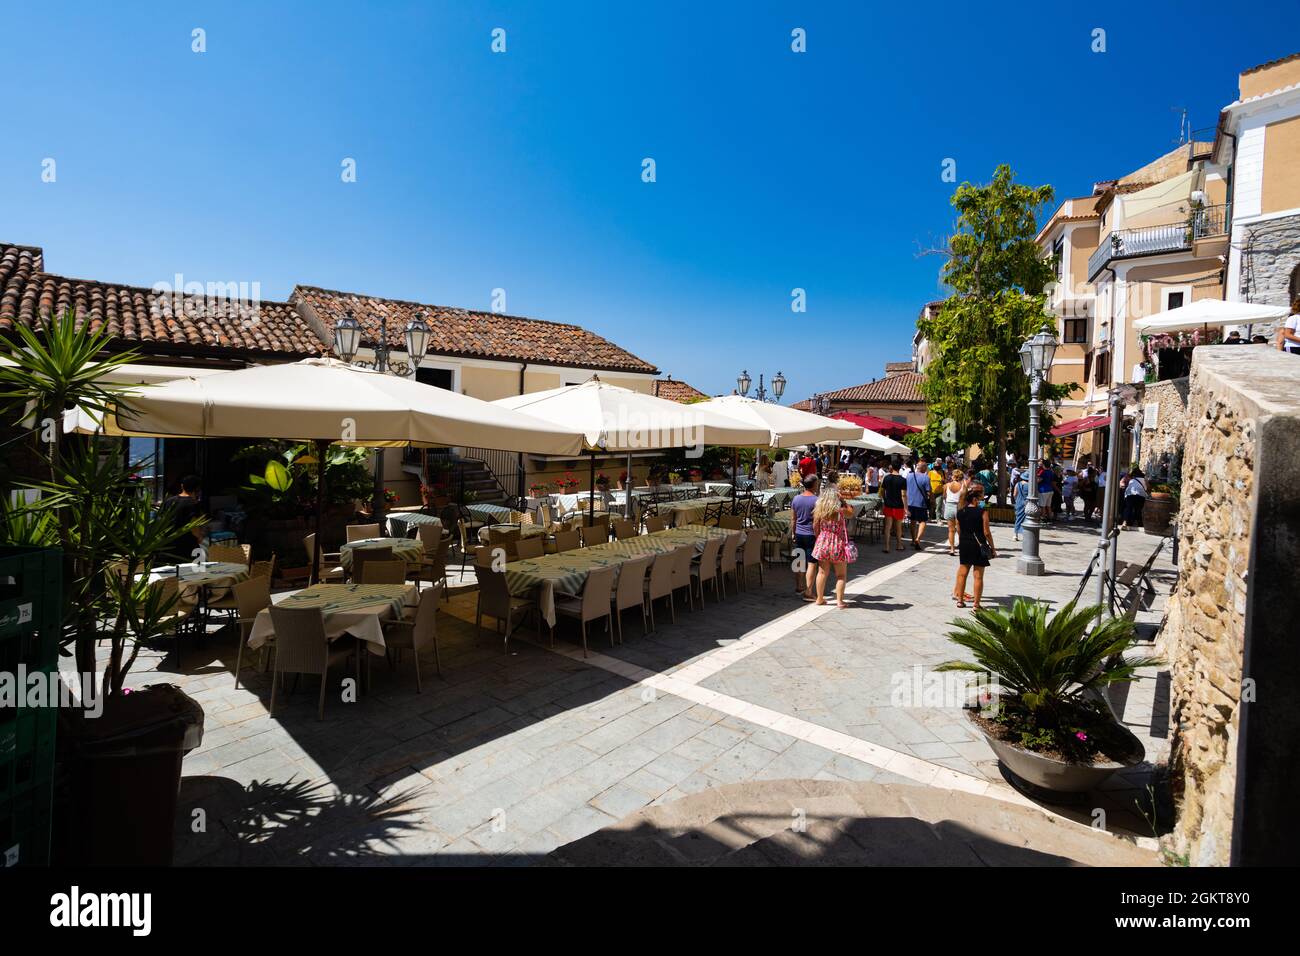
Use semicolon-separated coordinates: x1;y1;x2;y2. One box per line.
339;537;425;570
504;524;737;625
248;583;415;654
466;502;514;524
386;511;443;537
659;496;734;527
755;511;794;539
146;561;249;589
478;523;551;544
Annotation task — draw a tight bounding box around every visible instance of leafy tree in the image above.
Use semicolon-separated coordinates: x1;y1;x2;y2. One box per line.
914;165;1076;498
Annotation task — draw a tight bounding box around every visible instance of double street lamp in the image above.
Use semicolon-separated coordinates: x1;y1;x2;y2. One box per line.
1016;330;1058;576
333;308;432;522
737;369;787;403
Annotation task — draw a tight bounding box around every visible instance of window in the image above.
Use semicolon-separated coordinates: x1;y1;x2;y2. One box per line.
1093;350;1112;387
1052;237;1064;280
1083;351;1094;385
416;367;454;390
1166;291;1185;310
891;416;907;425
1063;318;1087;343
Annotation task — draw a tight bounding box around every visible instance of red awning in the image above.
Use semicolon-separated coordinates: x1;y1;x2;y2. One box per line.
1050;413;1110;437
829;411;921;437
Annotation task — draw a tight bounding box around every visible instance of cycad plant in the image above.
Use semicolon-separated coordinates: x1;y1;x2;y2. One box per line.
935;598;1162;759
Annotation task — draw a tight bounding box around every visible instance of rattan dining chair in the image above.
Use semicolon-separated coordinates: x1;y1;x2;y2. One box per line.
611;518;638;540
739;529;765;589
719;514;745;531
303;533;346;582
537;503;554;527
553;565;616;657
414;529;452;594
232;574;272;688
267;605;358;720
360;560;407;585
513;536;545;560
580;523;611;547
643;515;667;533
690;536;723;604
610;555;652;641
643;550;677;631
669;545;696;614
208;541;251;567
552;529;581;553
349;546;393;583
718;532;744;597
347;523;381;542
475;564;536;654
381;583;442;691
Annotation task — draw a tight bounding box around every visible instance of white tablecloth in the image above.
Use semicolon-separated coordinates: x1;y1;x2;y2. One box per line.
248;583;416;656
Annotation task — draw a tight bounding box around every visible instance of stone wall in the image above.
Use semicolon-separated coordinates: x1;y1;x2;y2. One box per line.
1137;377;1189;479
1164;345;1300;866
1239;213;1300;313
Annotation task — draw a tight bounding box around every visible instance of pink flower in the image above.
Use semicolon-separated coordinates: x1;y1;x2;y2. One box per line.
1075;731;1087;741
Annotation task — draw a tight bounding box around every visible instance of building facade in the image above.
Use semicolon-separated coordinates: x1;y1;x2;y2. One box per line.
791;362;927;429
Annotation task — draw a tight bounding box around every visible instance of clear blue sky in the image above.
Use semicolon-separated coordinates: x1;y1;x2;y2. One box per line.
3;1;1297;400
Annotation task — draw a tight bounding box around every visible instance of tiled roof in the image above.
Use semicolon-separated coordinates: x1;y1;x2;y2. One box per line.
795;371;927;407
652;378;707;402
1242;51;1300;75
0;241;325;357
293;285;659;374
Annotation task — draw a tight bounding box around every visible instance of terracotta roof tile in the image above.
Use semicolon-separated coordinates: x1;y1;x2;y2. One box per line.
652;378;708;402
795;371;927;406
0;241;325;357
293;285;659;374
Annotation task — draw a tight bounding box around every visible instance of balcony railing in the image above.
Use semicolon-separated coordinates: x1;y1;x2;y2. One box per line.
1088;203;1230;280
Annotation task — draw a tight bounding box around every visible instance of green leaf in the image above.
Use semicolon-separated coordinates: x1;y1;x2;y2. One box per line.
264;459;292;493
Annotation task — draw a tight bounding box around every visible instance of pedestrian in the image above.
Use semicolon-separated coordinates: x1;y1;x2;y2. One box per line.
1121;467;1148;530
1037;462;1054;521
943;468;965;555
928;459;945;521
161;474;207;562
1062;468;1078;520
772;452;790;489
1076;462;1094;521
789;474;820;597
953;483;995;610
1094;465;1107;520
755;454;774;490
1012;469;1029;542
1279;295;1300;354
905;456;932;549
880;461;907;553
798;449;818;481
811;484;856;608
866;459;880;495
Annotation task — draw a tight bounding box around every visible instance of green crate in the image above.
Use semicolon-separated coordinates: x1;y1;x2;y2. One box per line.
0;546;61;866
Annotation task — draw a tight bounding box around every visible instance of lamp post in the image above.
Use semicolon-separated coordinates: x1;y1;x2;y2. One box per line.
1016;331;1058;576
736;369;787;403
332;308;431;525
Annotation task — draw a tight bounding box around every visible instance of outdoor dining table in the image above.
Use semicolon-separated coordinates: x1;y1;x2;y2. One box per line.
385;511;443;538
754;510;795;541
247;582;417;656
478;522;551;544
465;502;513;524
145;560;250;590
658;495;734;527
504;524;740;626
338;536;425;570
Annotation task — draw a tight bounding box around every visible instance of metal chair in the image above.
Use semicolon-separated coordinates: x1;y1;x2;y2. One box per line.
554;565;616;657
267;605;358;720
232;574;272;688
381;584;442;691
346;523;381;542
610;556;652;641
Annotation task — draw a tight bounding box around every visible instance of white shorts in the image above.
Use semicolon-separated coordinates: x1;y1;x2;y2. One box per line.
1038;492;1053;508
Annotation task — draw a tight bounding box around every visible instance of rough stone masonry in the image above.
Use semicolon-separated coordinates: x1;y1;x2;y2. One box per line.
1164;345;1300;866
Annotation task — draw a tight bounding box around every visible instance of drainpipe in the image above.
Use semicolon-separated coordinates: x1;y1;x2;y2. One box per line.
1221;127;1238;302
517;362;527;506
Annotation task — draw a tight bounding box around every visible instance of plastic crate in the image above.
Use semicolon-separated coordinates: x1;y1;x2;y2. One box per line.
0;546;61;866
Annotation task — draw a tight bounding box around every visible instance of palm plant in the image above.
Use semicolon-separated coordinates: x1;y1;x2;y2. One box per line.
935;598;1161;725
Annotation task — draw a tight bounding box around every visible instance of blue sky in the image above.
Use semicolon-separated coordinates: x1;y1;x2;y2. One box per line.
3;1;1297;400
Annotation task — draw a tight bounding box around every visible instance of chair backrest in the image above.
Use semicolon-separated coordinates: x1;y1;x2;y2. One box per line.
719;514;745;531
351;546;393;580
581;523;611;547
646;551;675;599
233;574;271;620
477;564;512;616
614;556;651;610
417;523;441;554
670;545;694;589
612;519;638;540
720;532;743;573
644;515;667;533
268;606;330;675
458;518;471;549
410;584;442;650
303;532;317;561
475;545;503;568
695;537;722;581
347;523;381;542
488;526;521;546
208;542;251;566
361;560;407;584
741;529;763;567
580;566;616;620
553;529;581;553
537;503;553;526
514;536;545;560
701;501;724;527
250;556;276;580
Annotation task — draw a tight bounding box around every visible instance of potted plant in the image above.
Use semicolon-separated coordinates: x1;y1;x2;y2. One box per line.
616;471;629;491
934;598;1160;798
1144;481;1178;535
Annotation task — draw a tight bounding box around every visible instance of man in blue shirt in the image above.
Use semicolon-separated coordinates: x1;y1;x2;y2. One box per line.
905;457;931;549
789;474;820;597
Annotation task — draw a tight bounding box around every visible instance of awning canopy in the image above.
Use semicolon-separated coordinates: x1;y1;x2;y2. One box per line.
829;410;921;437
1050;413;1111;438
1132;299;1289;335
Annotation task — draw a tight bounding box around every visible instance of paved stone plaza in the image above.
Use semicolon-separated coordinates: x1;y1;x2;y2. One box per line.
104;519;1171;865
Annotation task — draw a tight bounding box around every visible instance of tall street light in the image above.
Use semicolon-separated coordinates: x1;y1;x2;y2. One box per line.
1016;330;1058;576
736;369;786;403
333;308;431;524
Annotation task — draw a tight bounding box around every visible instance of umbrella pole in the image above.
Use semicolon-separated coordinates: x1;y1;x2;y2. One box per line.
626;453;633;518
311;438;329;585
588;451;595;524
732;448;738;504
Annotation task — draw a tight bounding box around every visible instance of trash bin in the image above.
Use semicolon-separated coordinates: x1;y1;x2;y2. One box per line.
67;684;204;866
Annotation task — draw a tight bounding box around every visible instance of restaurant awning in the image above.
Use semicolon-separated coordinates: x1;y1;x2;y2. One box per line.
1050;413;1111;438
829;411;921;438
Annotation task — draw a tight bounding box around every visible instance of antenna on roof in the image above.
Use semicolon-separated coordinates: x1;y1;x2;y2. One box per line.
1172;106;1189;145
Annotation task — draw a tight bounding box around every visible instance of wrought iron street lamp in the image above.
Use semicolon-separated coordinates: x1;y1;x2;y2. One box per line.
1016;330;1058;576
332;309;432;522
737;369;787;403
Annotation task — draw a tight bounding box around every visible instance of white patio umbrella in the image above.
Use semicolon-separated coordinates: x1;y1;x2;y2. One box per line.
111;358;585;581
493;379;771;519
835;428;910;456
692;394;861;447
1132;298;1289;335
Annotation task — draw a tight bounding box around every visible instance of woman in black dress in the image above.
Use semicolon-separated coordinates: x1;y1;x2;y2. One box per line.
954;483;996;609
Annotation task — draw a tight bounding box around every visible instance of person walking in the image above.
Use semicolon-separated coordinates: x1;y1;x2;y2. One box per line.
789;474;821;597
905;456;932;549
880;461;907;553
798;449;818;481
928;460;945;521
1037;462;1055;522
1012;469;1030;542
1061;468;1078;521
954;483;995;609
811;485;856;608
755;454;774;490
1278;295;1300;353
772;452;790;489
866;460;880;495
1121;467;1149;531
943;468;965;555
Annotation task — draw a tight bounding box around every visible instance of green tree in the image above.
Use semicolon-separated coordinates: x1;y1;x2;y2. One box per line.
914;165;1075;498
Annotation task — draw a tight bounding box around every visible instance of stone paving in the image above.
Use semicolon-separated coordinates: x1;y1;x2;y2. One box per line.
93;516;1172;865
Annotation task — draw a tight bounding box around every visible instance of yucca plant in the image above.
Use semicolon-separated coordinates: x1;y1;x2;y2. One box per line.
935;598;1162;759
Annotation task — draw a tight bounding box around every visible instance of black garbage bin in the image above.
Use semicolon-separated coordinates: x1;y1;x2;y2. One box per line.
67;684;204;866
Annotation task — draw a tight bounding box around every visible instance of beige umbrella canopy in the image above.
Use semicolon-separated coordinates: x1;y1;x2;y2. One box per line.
112;358;585;581
692;394;861;447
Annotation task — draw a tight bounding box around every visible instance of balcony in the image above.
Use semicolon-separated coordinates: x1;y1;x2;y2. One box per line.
1088;203;1230;280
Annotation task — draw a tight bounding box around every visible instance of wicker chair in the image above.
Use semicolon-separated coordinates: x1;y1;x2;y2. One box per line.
553;565;616;657
690;536;723;604
232;575;271;688
267;605;358;720
475;564;537;653
349;546;393;583
643;515;668;534
611;518;638;541
643;550;678;630
739;530;765;589
381;584;442;691
346;523;381;542
414;530;452;595
669;545;696;614
303;533;346;583
360;560;407;584
553;529;582;553
580;523;611;547
719;514;745;531
514;536;545;560
718;532;744;597
610;556;652;641
208;542;251;567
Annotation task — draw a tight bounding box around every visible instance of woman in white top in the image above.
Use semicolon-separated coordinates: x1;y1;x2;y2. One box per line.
943;469;966;555
1120;467;1148;530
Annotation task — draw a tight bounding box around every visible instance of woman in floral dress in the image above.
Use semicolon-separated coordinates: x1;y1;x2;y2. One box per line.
811;487;857;608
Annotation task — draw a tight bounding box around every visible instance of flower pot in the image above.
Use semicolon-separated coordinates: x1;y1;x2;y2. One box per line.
966;706;1144;798
1143;495;1176;536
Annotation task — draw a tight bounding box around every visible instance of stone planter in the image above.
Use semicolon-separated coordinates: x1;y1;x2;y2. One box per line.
966;706;1144;798
1143;494;1176;536
986;505;1015;524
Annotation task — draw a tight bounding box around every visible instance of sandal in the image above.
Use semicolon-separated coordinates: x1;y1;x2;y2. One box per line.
956;601;966;608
